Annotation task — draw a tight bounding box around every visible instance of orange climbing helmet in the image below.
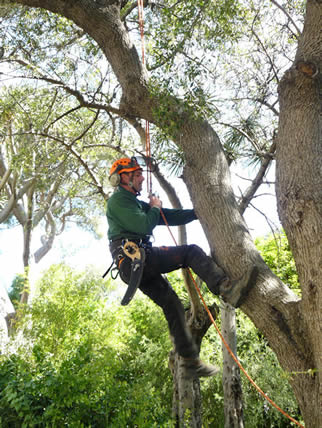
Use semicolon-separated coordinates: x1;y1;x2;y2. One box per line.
109;156;156;187
109;157;141;176
109;157;142;187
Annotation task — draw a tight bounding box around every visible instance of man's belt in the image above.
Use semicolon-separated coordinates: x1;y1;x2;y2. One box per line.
110;236;151;246
120;241;146;306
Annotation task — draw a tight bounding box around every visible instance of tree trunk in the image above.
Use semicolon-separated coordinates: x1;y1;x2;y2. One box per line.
181;118;315;426
275;1;322;426
2;0;321;426
34;211;56;263
170;353;202;428
221;304;244;428
20;186;34;305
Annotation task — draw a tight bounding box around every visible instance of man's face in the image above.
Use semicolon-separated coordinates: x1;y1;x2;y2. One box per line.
132;169;144;192
121;169;144;192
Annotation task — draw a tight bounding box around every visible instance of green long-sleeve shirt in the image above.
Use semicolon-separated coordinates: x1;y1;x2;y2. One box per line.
106;186;197;241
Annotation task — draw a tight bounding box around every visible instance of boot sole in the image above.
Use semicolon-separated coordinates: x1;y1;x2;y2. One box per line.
185;365;220;379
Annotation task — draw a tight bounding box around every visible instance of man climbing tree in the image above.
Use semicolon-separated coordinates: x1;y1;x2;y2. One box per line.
0;1;321;426
106;156;258;378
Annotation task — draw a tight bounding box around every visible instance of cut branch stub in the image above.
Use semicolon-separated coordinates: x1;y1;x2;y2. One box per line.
295;61;319;78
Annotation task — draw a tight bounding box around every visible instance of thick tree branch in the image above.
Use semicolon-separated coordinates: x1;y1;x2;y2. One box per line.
239;141;276;214
0;167;12;191
34;210;56;263
33;166;66;226
1;143;37;223
0;176;37;223
0;193;15;223
120;1;137;21
57;203;74;234
20;183;35;304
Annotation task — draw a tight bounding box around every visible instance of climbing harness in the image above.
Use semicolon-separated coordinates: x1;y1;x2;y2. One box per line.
136;2;304;427
106;238;150;304
120;241;146;305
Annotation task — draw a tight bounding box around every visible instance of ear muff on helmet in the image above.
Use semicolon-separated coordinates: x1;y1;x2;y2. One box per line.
109;172;121;187
109;157;141;187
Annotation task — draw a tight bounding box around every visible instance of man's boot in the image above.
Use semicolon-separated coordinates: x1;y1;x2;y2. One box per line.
185;245;258;308
182;357;220;379
219;265;259;308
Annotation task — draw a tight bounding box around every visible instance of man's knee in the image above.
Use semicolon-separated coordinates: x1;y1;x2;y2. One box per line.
184;244;206;266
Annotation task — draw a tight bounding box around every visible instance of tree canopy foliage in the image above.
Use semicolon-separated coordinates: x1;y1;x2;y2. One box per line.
0;1;306;230
0;0;302;172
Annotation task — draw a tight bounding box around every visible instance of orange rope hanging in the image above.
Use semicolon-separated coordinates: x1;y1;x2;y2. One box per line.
145;120;152;195
138;0;152;195
136;4;304;427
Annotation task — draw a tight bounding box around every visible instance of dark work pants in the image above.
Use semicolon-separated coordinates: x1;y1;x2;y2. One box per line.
111;243;226;359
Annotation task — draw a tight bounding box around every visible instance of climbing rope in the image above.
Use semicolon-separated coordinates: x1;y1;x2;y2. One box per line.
136;2;304;426
145;120;152;195
137;0;152;195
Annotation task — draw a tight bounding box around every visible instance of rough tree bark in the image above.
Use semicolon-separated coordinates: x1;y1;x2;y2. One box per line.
221;303;244;428
276;0;322;424
1;1;321;426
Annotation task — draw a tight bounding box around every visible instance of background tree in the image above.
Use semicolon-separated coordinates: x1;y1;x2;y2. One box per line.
0;83;138;322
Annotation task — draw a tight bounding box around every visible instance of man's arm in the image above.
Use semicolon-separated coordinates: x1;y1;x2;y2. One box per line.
159;207;197;226
146;194;197;226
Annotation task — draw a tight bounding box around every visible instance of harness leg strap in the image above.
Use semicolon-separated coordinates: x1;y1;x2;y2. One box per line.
121;245;146;305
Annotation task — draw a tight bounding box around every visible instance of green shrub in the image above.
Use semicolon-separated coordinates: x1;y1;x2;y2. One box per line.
255;231;300;294
0;264;173;427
